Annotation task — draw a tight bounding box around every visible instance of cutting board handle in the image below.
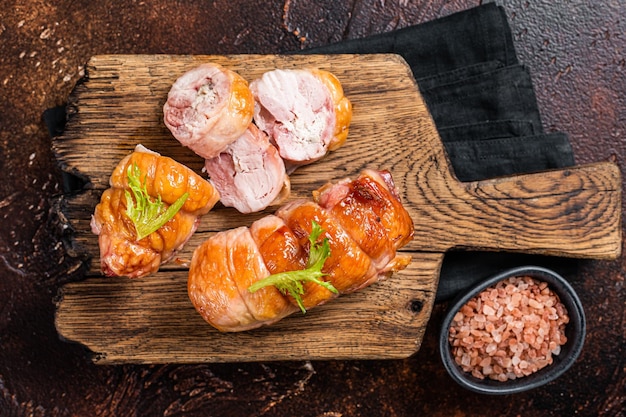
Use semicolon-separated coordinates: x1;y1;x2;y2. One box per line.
407;161;622;259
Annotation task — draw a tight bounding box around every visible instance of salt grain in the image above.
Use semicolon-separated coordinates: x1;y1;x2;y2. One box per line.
483;305;496;316
449;276;569;382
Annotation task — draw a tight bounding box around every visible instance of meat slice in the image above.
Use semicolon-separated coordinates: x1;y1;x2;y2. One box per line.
188;226;298;332
250;69;338;172
163;63;254;159
204;124;290;214
91;145;220;278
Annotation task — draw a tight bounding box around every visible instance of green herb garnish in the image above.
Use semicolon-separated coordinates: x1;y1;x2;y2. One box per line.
248;220;337;313
124;163;189;240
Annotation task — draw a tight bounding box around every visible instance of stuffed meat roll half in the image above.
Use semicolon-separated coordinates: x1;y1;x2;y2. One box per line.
91;145;220;278
163;63;255;159
204;124;290;214
250;68;352;172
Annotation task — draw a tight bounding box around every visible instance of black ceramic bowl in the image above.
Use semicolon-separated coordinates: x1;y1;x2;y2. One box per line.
439;266;586;395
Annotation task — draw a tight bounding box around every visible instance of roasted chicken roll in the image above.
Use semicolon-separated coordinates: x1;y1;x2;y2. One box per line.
91;145;220;278
250;68;352;172
188;169;413;332
163;63;255;159
204;124;290;214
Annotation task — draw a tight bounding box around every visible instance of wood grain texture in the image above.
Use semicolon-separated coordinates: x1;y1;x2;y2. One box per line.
56;257;441;364
53;54;621;363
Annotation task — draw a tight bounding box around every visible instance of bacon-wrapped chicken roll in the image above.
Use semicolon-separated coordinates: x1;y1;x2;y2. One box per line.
188;169;413;332
91;145;220;278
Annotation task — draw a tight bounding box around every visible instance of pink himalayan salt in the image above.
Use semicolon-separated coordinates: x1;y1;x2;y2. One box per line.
448;275;569;381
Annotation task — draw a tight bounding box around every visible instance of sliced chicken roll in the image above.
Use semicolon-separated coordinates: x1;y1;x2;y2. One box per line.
163;63;254;159
250;68;352;172
204;124;290;214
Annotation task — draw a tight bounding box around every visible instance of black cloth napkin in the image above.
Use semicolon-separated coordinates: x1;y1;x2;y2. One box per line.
303;3;519;77
302;3;577;301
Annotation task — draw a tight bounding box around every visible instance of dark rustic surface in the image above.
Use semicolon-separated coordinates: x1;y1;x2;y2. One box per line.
0;1;623;416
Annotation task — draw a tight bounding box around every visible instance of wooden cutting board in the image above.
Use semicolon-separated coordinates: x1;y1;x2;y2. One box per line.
53;54;622;364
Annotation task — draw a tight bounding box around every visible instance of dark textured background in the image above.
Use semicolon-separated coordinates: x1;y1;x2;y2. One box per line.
0;1;624;416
